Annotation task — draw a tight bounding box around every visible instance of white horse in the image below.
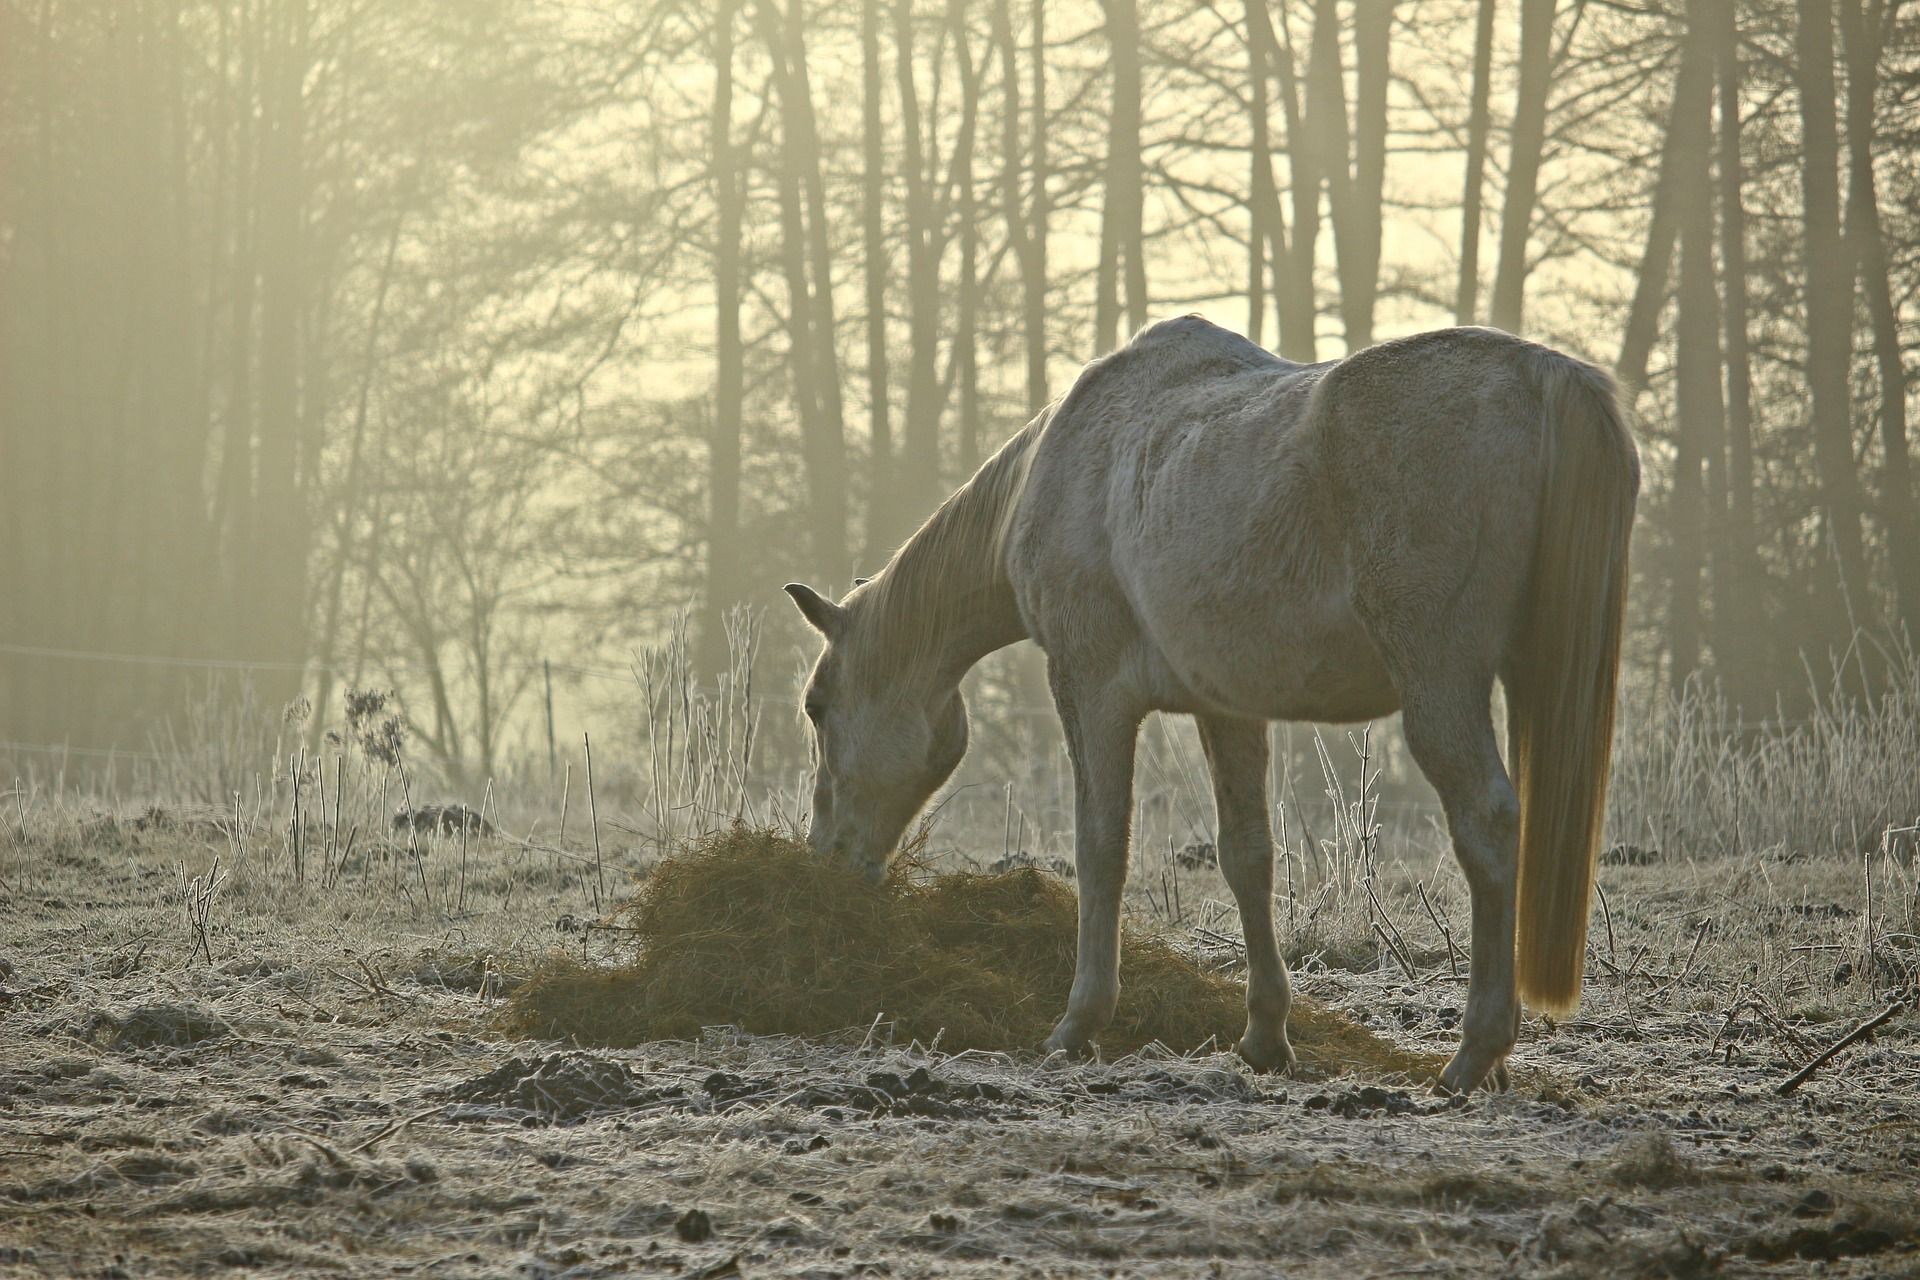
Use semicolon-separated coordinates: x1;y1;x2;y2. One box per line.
786;318;1638;1093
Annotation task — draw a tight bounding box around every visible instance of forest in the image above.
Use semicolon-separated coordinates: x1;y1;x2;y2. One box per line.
2;0;1918;782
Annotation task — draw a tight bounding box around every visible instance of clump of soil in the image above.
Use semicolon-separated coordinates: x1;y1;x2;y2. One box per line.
1606;1130;1697;1189
502;827;1436;1077
1744;1203;1915;1264
88;1003;231;1051
448;1051;671;1121
392;804;494;837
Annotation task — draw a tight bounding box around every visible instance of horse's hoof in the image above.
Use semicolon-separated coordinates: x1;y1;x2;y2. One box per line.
1235;1034;1297;1075
1435;1053;1510;1096
1042;1031;1093;1061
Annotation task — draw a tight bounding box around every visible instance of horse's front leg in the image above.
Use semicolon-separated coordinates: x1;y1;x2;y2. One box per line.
1044;686;1141;1058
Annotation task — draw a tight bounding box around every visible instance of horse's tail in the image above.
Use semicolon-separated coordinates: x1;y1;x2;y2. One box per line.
1509;350;1639;1015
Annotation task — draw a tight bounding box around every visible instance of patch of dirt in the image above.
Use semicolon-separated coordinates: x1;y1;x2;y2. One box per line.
1743;1203;1917;1264
88;1002;233;1050
445;1051;681;1121
6;814;1920;1278
1604;1129;1699;1188
391;803;495;837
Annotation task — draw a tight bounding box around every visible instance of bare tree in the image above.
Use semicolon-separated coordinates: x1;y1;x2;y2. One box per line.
1247;0;1314;359
759;0;851;584
1454;0;1497;323
250;1;312;686
1839;0;1920;639
1712;0;1769;707
861;0;897;563
1616;23;1709;397
311;217;405;744
1245;0;1280;346
1338;0;1392;348
1667;1;1720;687
1795;0;1871;620
1488;0;1553;333
1094;0;1147;353
953;0;985;473
1026;0;1050;409
703;0;747;674
1267;0;1321;360
995;0;1046;411
894;0;944;535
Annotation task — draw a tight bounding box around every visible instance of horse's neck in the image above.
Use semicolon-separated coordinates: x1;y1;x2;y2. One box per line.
873;431;1035;684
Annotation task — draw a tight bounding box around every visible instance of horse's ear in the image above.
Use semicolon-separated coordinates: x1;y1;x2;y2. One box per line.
784;583;845;637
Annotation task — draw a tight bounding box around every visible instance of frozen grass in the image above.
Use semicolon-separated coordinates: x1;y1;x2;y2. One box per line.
3;804;1917;1278
2;627;1919;1274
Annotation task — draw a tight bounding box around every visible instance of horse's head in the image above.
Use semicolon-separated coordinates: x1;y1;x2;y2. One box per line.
785;581;968;882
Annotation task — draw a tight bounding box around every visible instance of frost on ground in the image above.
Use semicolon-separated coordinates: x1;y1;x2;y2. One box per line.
1;813;1917;1278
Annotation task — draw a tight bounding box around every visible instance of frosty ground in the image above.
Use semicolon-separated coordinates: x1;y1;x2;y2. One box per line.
1;809;1916;1278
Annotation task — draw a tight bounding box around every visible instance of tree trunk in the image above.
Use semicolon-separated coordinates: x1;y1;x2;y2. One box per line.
761;0;851;585
1668;1;1720;690
1306;0;1356;350
996;0;1033;377
1455;0;1496;324
1305;0;1354;349
1246;0;1273;346
1712;0;1769;708
759;0;851;583
1488;0;1553;334
1615;33;1709;398
1026;0;1050;411
953;0;983;473
894;0;943;538
1246;2;1293;356
1095;0;1145;353
1839;0;1920;640
1796;0;1871;625
861;0;895;563
703;0;747;675
1339;0;1391;350
1271;0;1320;360
784;0;851;582
252;0;312;694
218;0;261;636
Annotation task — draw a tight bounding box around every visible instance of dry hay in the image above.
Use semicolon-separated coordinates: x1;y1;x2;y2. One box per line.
502;828;1436;1079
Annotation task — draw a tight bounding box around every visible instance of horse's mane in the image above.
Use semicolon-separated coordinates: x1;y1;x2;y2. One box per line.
852;411;1047;678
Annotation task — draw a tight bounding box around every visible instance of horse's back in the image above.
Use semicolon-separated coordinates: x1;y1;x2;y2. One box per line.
1009;320;1571;721
1035;314;1306;439
1009;318;1349;715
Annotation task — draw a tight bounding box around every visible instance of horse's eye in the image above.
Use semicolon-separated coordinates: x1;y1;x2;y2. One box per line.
805;699;825;724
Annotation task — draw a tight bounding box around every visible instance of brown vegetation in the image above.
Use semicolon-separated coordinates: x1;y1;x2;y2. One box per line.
503;827;1438;1077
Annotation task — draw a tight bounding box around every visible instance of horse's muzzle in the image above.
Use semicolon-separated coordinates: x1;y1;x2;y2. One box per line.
846;851;888;885
816;834;888;885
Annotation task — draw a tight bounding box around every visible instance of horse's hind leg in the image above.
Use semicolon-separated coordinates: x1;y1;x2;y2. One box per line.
1043;677;1143;1058
1399;681;1522;1094
1196;716;1295;1073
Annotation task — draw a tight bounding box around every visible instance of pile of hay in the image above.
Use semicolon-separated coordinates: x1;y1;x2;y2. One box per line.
502;827;1435;1078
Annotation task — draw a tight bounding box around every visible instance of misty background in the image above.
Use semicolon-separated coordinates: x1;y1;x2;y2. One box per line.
2;0;1917;808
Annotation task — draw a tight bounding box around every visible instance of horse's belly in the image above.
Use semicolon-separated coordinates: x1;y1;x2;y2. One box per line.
1139;592;1400;725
